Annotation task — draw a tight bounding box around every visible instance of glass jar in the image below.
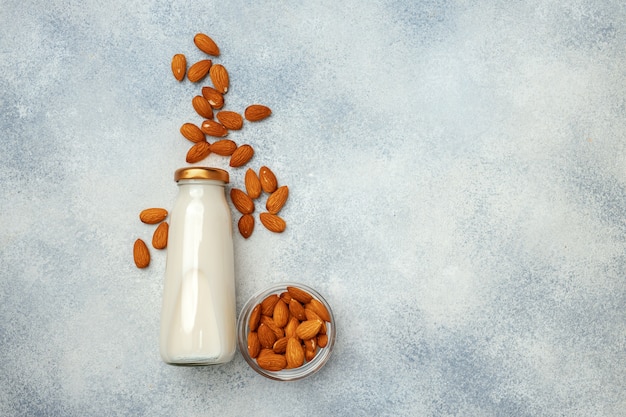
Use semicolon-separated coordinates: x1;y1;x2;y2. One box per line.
159;167;236;365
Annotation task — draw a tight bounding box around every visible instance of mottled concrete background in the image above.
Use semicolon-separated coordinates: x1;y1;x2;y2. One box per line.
1;0;625;416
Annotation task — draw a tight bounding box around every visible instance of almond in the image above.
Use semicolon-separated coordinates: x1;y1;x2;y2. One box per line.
152;221;169;249
273;299;289;328
200;120;228;137
260;315;285;338
192;95;214;119
272;337;288;354
286;337;305;368
201;86;224;109
180;123;205;143
186;141;211;163
209;64;229;94
171;54;186;81
238;214;254;239
244;168;262;199
229;144;254;167
256;352;286;372
259;212;286;233
317;334;329;348
249;304;261;331
244;104;272;122
257;323;276;349
230;188;254;214
280;291;292;304
260;294;280;316
289;298;306;321
304;347;317;362
193;33;220;56
296;320;322;340
209;139;237;156
306;298;331;322
216;111;243;130
187;59;212;82
259;166;278;193
133;238;150;268
139;208;168;224
287;286;313;304
284;316;300;339
304;309;322;323
303;337;317;353
247;331;260;358
266;185;289;214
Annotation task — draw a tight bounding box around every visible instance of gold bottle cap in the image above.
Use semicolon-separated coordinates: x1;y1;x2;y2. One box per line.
174;167;229;183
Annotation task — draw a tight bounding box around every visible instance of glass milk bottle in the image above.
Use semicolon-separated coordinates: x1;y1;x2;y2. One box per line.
160;167;236;365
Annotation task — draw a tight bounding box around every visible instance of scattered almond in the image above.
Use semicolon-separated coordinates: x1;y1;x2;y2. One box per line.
193;33;220;56
230;188;254;214
209;139;237;156
133;239;150;268
186;141;211;163
244;104;272;122
266;185;289;214
180;122;205;143
171;54;186;81
187;59;212;82
201;86;224;109
244;169;262;199
238;214;254;239
209;64;229;94
259;166;278;193
259;212;286;233
229;144;254;167
216;111;243;130
152;221;169;249
200;120;228;137
192;95;214;119
139;208;168;224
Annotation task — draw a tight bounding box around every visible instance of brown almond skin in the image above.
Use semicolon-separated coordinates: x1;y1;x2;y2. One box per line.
171;54;186;81
247;331;260;358
266;185;289;214
272;299;289;328
280;291;292;304
216;111;243;130
201;86;224;109
306;298;331;322
180;123;205;143
260;294;280;316
244;104;272;121
289;298;306;321
194;33;220;56
249;304;261;331
238;214;254;239
260;315;285;338
200;120;228;137
259;166;278;193
186;141;211;163
259;212;286;233
305;347;316;362
272;337;289;354
287;286;313;304
230;188;254;214
284;316;300;339
296;320;322;340
192;95;214;119
317;334;329;348
257;323;277;349
286;337;305;368
244;168;262;199
139;208;168;224
230;144;254;167
187;59;212;82
133;239;150;268
209;139;237;156
152;221;169;249
256;352;287;372
209;64;229;94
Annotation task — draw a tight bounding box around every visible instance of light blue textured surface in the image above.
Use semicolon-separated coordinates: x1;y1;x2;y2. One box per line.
1;1;625;416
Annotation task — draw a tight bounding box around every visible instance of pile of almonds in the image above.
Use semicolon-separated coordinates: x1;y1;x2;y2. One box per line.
133;32;290;268
247;286;331;371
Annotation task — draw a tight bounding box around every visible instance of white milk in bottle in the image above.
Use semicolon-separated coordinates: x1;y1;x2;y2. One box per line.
160;167;236;365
